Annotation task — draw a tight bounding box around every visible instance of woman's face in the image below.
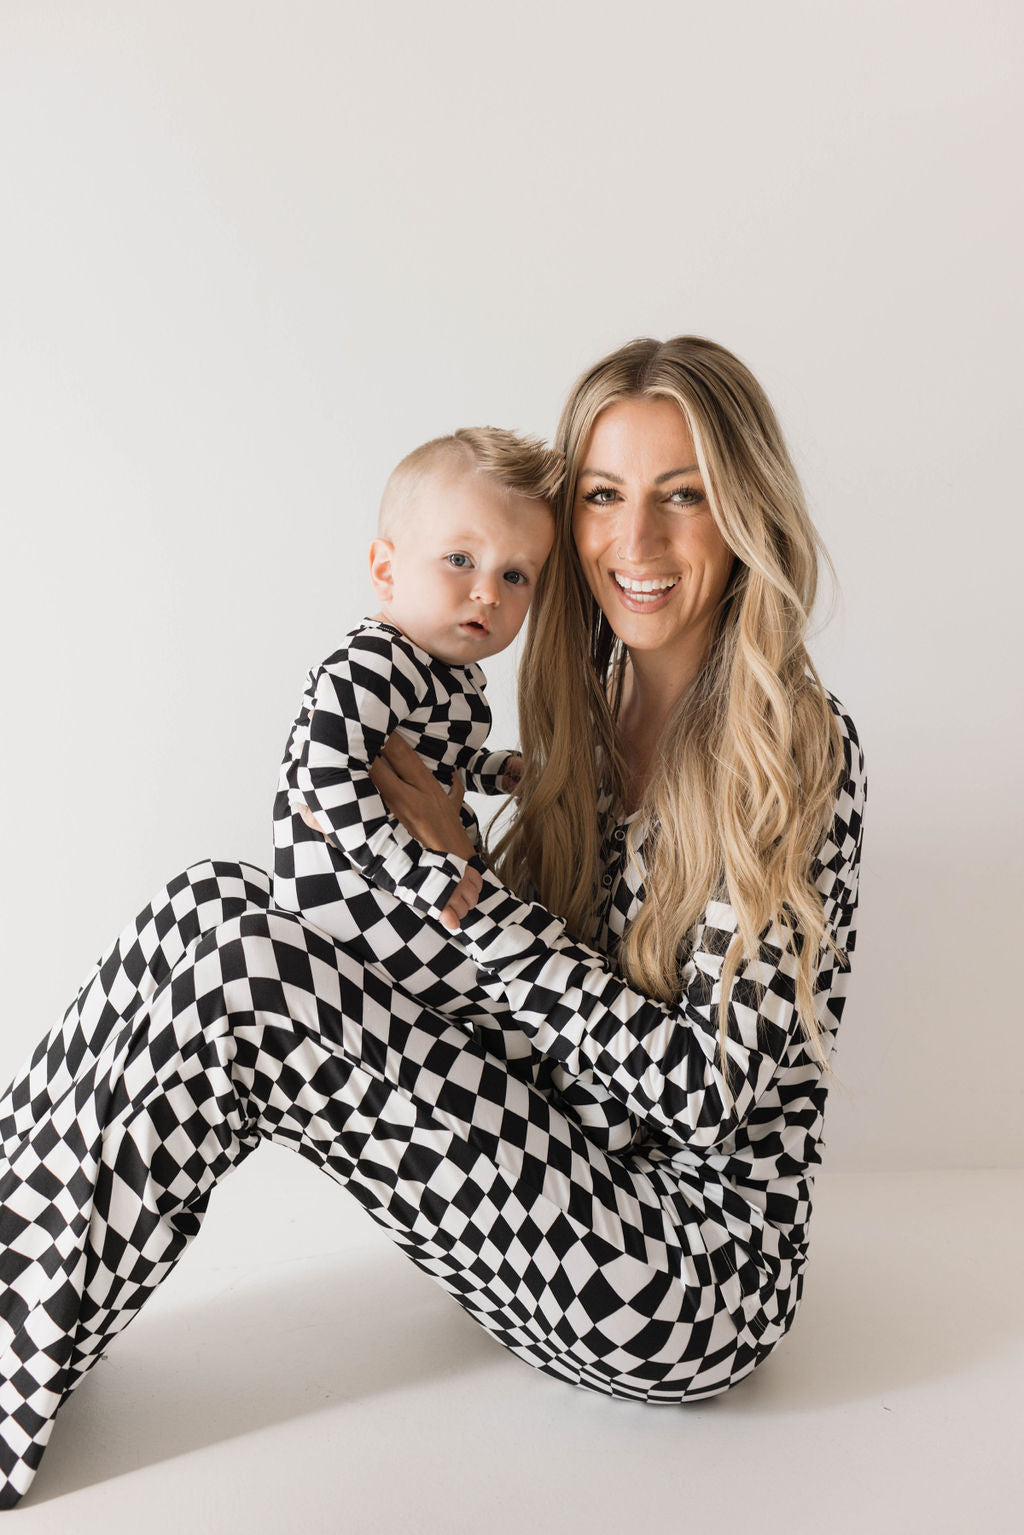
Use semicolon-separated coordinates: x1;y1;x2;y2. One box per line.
571;396;736;673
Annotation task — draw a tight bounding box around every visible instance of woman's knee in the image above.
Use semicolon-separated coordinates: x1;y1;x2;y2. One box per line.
184;905;353;1044
166;859;273;932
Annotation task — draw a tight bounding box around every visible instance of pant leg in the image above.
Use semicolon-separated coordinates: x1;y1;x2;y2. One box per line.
272;829;638;1150
0;860;273;1161
1;863;765;1508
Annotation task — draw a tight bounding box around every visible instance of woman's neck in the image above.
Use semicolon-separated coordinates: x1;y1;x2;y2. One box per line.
616;646;703;812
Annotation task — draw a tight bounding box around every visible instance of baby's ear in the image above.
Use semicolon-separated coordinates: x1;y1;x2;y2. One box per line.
368;538;395;601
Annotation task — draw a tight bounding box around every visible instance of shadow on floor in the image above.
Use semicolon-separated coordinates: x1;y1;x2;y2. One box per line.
25;1248;501;1505
730;1172;1024;1412
25;1170;1024;1503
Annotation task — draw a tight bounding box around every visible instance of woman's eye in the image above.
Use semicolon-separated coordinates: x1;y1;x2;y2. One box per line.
503;570;527;587
669;486;704;509
446;552;472;568
581;486;618;506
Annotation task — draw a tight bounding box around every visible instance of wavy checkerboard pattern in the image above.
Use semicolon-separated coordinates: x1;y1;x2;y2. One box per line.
1;699;864;1507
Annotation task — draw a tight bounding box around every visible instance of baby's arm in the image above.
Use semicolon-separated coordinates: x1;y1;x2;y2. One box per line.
296;794;480;931
461;747;522;797
294;633;475;925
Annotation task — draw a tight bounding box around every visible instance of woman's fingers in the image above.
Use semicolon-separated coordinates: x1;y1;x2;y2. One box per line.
381;731;435;788
297;803;328;838
372;735;477;861
370;753;420;831
370;749;436;846
369;751;399;795
379;734;463;810
299;743;476;871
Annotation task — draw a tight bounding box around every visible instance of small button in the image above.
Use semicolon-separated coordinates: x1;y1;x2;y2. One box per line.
613;827;626;843
601;873;613;887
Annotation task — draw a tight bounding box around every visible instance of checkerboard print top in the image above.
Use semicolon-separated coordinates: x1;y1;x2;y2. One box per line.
274;619;512;924
0;691;864;1508
454;692;865;1263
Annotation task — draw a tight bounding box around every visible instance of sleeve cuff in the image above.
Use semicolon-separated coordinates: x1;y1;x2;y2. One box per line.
377;830;471;921
462;749;516;796
455;863;566;960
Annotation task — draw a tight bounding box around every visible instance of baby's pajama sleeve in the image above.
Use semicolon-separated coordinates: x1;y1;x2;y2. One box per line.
293;638;470;924
461;747;517;796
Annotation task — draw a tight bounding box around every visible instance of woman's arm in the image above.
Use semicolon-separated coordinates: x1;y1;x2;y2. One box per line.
375;723;867;1151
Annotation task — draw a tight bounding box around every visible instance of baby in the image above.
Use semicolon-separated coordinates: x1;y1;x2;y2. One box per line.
273;427;636;1152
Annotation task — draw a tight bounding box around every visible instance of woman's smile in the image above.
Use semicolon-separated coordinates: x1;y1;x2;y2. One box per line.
609;570;681;610
572;396;735;686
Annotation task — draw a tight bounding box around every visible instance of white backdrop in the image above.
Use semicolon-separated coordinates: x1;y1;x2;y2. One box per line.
1;1;1020;1170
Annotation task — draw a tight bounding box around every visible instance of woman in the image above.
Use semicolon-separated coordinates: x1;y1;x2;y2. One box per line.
0;336;865;1507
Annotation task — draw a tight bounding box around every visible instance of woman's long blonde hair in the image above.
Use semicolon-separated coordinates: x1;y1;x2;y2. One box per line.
491;336;846;1085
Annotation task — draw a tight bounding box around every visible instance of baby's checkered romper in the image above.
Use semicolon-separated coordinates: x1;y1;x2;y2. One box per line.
0;695;865;1508
272;618;637;1149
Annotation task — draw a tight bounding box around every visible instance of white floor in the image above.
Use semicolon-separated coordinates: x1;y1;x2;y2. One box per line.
9;1154;1023;1534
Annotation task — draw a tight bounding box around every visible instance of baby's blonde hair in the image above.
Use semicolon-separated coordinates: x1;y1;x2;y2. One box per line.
379;427;563;537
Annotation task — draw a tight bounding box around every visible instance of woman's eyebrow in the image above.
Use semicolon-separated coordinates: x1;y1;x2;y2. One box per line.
656;465;699;481
579;465;700;483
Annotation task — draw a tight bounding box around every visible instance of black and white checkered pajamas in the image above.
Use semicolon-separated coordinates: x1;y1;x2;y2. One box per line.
272;618;637;1150
0;694;864;1509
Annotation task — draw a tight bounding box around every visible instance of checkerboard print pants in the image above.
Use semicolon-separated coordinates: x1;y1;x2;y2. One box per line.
0;860;766;1507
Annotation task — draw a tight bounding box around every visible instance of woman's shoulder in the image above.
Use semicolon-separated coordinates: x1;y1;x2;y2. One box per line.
821;688;865;779
821;686;859;738
817;687;867;835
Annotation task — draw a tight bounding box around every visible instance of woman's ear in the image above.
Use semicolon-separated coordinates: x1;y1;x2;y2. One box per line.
369;538;396;602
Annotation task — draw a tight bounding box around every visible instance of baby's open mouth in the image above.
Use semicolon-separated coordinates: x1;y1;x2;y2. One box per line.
461;619;490;635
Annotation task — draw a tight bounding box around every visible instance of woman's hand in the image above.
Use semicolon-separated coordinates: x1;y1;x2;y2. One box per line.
372;735;482;929
370;733;477;860
296;733;481;931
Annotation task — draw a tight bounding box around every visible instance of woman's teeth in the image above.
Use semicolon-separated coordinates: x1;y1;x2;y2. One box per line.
613;574;679;601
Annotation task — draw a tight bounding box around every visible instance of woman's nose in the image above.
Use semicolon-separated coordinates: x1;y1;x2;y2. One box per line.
614;502;665;561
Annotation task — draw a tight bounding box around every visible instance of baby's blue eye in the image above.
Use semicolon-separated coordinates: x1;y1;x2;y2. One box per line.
504;570;527;586
446;552;472;568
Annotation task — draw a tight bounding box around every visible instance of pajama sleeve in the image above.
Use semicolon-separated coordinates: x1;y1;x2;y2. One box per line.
461;747;517;796
293;634;471;922
449;716;866;1151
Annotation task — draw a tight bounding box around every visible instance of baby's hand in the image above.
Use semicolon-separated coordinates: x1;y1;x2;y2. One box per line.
439;865;483;932
501;754;523;796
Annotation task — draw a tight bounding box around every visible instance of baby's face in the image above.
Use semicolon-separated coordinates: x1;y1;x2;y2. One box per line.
370;470;555;666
